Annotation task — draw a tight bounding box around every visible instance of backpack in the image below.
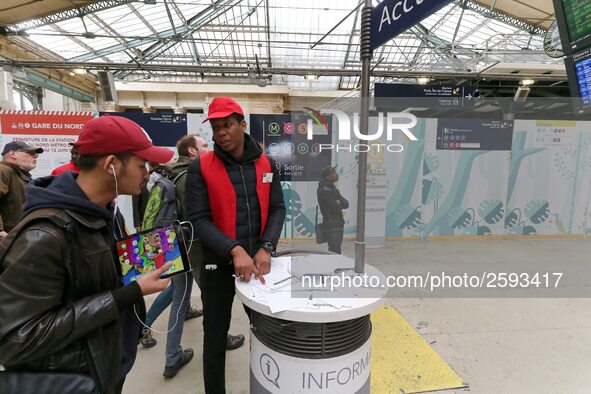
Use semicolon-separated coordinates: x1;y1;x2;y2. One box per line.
142;169;187;230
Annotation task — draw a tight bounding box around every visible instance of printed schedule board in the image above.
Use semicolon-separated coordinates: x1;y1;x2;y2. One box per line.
249;113;332;181
99;112;187;148
436;119;514;151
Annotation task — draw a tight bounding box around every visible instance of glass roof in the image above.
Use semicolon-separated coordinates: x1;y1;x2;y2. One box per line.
13;0;559;90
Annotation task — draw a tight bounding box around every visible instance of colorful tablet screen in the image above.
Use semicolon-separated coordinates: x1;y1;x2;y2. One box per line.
116;224;188;286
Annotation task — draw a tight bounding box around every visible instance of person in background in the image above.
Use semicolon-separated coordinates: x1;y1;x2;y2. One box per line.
132;155;176;232
132;161;157;231
186;97;285;393
51;142;80;176
317;165;349;254
0;141;43;239
0;115;174;393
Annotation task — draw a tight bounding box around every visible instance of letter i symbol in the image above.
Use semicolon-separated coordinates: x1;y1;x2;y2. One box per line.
266;360;271;375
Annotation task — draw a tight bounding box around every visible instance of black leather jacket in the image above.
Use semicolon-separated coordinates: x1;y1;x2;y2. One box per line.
0;208;122;389
0;173;144;393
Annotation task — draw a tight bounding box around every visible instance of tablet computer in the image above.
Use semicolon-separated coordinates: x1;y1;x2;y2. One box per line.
116;223;191;286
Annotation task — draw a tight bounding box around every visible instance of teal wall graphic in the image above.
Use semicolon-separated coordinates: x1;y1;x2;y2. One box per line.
419;121;510;239
185;114;591;240
507;120;591;236
385;118;427;237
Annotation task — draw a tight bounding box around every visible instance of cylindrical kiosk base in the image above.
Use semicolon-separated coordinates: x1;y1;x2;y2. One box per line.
249;310;372;393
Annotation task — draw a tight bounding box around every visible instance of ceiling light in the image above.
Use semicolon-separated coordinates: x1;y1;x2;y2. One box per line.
520;79;535;86
73;68;86;75
304;74;317;80
417;77;430;84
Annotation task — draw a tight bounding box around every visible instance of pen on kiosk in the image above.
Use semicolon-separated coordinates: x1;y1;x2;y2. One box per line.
273;276;293;286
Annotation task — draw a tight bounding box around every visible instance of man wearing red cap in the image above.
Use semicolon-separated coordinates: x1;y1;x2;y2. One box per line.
0;115;174;393
186;97;285;393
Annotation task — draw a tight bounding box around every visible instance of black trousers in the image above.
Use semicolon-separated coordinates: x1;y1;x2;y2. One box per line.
326;227;344;254
200;263;236;394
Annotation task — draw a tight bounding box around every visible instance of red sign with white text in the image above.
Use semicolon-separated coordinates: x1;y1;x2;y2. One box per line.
0;111;94;135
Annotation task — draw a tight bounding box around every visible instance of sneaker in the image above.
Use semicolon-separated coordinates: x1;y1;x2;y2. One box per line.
139;327;157;348
226;334;245;350
184;305;203;320
163;348;194;379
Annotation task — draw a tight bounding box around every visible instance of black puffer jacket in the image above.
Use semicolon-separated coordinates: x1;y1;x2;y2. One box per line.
0;172;144;393
186;133;285;263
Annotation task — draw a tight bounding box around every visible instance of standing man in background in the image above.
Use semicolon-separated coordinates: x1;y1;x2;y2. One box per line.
0;141;43;238
317;165;349;254
51;142;80;176
186;97;285;393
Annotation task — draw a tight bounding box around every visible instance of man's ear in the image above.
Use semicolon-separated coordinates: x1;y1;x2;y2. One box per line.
188;146;198;158
240;120;247;132
103;155;117;174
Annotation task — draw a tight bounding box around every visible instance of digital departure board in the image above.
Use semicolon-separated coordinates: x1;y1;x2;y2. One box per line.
553;0;591;54
565;47;591;113
575;56;591;106
564;0;591;42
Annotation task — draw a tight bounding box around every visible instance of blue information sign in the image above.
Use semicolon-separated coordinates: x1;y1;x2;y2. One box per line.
374;83;477;108
370;0;453;50
98;112;187;147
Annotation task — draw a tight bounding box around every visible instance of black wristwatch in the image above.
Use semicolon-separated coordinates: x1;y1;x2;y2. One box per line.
261;241;275;254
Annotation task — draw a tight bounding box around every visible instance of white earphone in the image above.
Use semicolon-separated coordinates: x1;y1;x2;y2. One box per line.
110;163;119;198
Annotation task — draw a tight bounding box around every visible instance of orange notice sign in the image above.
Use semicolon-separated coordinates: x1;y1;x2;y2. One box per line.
0;111;94;135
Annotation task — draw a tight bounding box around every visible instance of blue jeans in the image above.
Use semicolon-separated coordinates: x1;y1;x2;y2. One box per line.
165;272;192;366
144;272;193;366
145;285;172;328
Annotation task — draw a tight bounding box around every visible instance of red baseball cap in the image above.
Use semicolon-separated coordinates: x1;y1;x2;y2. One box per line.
202;97;244;123
75;115;174;163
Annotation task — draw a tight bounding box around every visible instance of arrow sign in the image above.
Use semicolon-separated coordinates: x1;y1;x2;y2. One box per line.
370;0;453;51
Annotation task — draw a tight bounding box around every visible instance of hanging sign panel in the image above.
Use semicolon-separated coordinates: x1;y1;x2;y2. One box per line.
98;112;187;148
370;0;453;50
